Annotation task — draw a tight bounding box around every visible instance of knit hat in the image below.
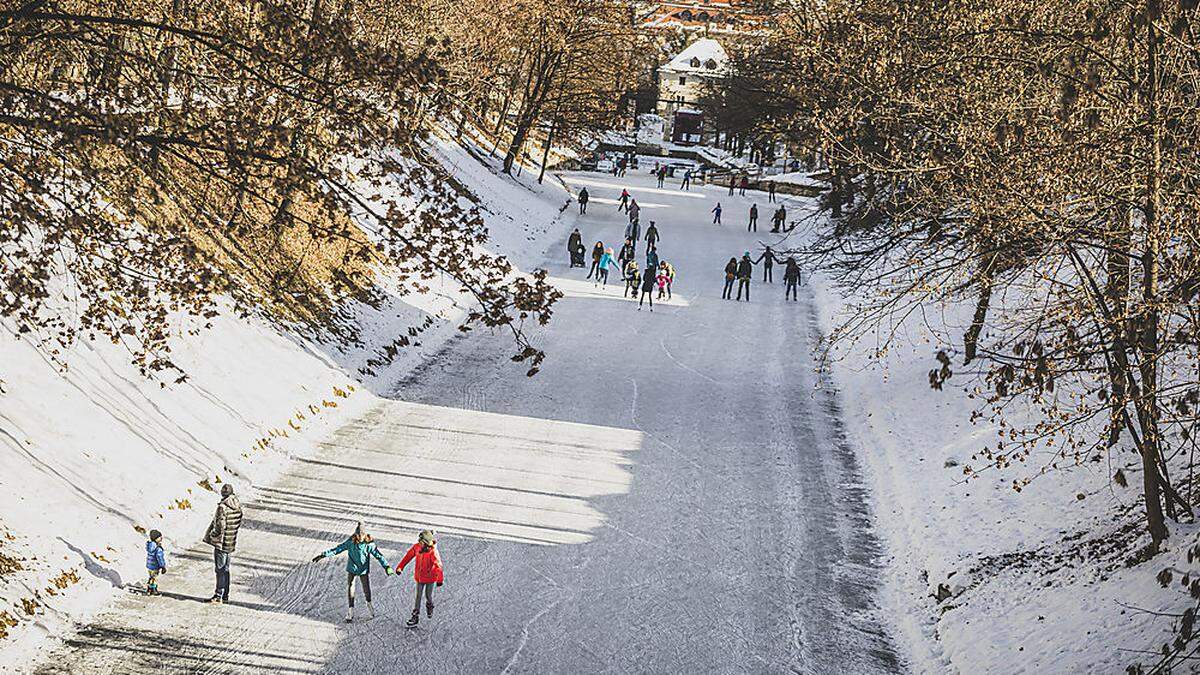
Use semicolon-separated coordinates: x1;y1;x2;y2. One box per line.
353;521;365;538
220;483;234;497
418;530;436;546
148;529;162;542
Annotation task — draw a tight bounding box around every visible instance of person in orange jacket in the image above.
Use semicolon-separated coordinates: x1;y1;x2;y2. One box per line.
396;529;444;628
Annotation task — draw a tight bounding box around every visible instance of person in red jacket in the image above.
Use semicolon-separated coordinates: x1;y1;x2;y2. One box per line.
396;530;444;628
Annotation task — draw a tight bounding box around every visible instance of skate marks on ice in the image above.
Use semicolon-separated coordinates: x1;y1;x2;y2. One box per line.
785;295;902;672
38;400;642;674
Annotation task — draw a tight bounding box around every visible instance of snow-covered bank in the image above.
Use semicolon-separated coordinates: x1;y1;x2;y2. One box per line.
0;135;572;669
808;227;1186;672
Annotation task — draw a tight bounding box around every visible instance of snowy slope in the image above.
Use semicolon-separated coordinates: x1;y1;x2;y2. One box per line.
808;230;1190;673
0;135;571;669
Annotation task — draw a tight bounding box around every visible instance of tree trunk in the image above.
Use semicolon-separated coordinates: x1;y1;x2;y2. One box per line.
1136;9;1169;549
1104;210;1132;448
964;248;997;364
538;120;555;184
504;50;559;175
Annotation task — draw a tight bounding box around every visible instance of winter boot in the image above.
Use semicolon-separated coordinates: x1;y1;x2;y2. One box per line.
406;610;419;628
208;595;223;604
345;607;353;623
426;602;434;619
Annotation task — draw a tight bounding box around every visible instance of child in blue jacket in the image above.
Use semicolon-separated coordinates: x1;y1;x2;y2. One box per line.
145;530;167;596
312;522;393;622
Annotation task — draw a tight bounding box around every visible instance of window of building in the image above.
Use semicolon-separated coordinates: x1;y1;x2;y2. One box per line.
705;59;718;70
679;76;687;86
689;57;701;68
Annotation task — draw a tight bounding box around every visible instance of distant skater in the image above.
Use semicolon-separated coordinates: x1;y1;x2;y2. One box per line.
768;181;777;203
748;204;758;232
784;257;801;301
628;199;641;227
623;259;640;298
722;257;738;299
587;241;604;279
756;246;777;283
645;221;660;248
680;169;691;190
578;187;589;214
645;244;659;273
624;218;640;251
597;247;619;286
638;268;656;311
618;188;630;212
657;166;667;188
736;252;753;301
728;175;736;196
657;262;673;300
567;228;583;267
311;522;393;623
712;202;722;225
739;175;748;197
397;530;444;629
771;205;787;233
618;238;636;271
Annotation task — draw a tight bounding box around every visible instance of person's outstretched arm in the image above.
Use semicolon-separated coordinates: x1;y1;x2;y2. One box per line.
313;538;351;562
395;544;418;574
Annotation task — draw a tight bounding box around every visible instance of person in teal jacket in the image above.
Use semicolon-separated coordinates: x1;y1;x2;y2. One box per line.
311;522;392;623
596;247;620;287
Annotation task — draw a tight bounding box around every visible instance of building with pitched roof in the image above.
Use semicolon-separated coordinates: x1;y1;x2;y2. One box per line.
655;38;729;144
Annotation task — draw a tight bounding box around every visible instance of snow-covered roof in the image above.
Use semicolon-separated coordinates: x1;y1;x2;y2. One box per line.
662;38;729;76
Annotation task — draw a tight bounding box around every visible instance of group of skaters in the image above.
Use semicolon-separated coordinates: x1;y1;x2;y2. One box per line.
570;188;676;311
726;173;778;204
722;247;803;302
745;203;790;233
573;169;805;307
712;173;800;302
141;483;446;629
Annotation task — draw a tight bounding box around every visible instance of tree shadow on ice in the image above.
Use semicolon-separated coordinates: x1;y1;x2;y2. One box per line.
35;624;322;675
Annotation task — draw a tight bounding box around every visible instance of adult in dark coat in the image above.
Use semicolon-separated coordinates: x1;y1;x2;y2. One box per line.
755;246;777;282
645;221;660;247
567;229;583;267
618;239;636;271
638;268;657;311
722;257;738;300
736;253;754;301
578;188;589;214
748;204;758;232
587;241;604;279
784;257;802;301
